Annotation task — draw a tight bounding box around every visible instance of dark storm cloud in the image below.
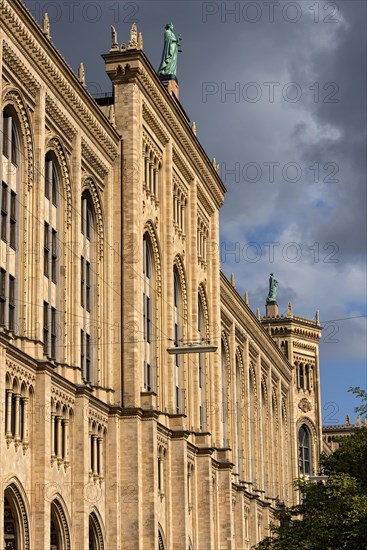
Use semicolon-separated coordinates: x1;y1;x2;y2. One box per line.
23;0;366;365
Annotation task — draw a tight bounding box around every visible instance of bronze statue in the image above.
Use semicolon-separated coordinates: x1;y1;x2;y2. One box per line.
266;273;278;303
158;23;182;77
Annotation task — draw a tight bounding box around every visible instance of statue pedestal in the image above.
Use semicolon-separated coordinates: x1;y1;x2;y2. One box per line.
159;74;179;100
266;302;279;317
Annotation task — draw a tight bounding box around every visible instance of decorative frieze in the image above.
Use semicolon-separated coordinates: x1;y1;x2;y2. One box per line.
3;40;40;97
45;94;76;145
142;102;169;146
81;138;110;182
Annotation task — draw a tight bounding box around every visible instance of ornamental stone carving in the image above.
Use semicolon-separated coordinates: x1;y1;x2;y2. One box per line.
2;86;34;189
298;398;312;413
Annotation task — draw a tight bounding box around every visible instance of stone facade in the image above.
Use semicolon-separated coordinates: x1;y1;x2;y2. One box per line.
0;2;323;549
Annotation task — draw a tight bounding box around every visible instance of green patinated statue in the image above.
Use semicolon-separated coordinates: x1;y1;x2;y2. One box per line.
266;273;278;303
158;23;182;77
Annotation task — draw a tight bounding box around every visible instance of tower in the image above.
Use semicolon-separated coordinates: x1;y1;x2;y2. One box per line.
261;278;323;482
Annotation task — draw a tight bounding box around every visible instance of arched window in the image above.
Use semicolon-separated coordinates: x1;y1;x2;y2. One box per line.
1;108;20;332
198;295;205;430
221;341;228;447
173;269;182;413
43;152;60;360
235;357;242;478
2;108;19;166
80;191;95;383
299;425;312;475
143;235;153;391
299;364;305;389
249;370;256;485
261;382;268;493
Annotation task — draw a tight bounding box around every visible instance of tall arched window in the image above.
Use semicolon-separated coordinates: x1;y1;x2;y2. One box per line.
43;152;60;360
173;269;182;413
143;235;154;391
249;370;256;486
198;295;205;430
261;383;268;494
221;341;228;447
80;191;95;383
299;425;312;475
0;108;20;332
235;357;242;478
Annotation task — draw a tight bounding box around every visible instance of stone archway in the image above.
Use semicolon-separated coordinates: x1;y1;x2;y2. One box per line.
50;500;71;550
89;511;104;550
4;483;30;550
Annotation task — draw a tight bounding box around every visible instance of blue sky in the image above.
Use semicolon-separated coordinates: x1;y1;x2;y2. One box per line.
24;0;367;423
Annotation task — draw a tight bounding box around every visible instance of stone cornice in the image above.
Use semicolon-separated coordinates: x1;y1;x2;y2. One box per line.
1;0;120;160
102;49;226;209
220;272;292;381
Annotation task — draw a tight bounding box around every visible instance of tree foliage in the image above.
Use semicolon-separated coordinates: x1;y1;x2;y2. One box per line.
348;386;367;418
255;390;367;550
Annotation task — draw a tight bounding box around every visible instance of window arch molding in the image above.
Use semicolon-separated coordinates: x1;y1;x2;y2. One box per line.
296;417;317;440
3;478;31;550
89;508;105;550
198;283;210;339
46;136;72;228
50;496;71;550
173;254;188;321
235;348;246;401
2;86;34;189
249;362;258;400
221;331;231;386
261;375;269;419
82;177;104;260
144;220;162;296
272;388;279;429
158;524;166;550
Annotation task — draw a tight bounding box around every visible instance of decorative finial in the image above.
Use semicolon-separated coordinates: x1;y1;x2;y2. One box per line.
212;158;219;173
78;63;86;86
111;26;119;51
138;32;143;50
316;310;320;324
230;273;235;288
356;415;361;427
245;291;249;305
108;104;116;128
191;121;197;135
128;23;138;49
257;308;261;320
43;13;51;39
346;415;350;426
287;302;293;318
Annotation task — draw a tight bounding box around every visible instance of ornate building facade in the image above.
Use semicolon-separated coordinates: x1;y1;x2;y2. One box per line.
0;1;323;548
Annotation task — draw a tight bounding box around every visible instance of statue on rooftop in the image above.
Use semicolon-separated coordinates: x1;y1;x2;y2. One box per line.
111;26;118;50
158;23;182;77
266;273;278;303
